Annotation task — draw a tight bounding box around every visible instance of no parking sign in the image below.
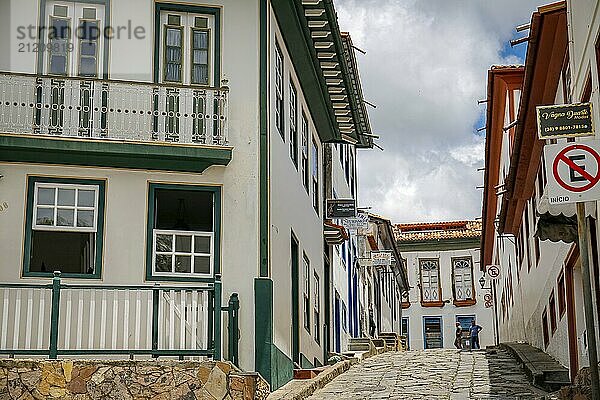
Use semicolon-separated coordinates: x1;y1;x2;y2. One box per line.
544;140;600;204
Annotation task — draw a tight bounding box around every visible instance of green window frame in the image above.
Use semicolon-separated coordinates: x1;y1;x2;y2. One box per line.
154;4;221;86
303;253;311;333
289;80;298;167
145;183;221;283
23;176;106;279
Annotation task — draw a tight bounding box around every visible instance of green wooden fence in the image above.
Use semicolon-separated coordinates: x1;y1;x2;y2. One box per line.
0;272;239;364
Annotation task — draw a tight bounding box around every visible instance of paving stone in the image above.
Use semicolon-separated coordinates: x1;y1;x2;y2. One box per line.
306;349;550;399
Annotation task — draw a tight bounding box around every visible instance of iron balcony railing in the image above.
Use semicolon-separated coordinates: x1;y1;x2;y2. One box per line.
0;272;239;363
0;72;229;146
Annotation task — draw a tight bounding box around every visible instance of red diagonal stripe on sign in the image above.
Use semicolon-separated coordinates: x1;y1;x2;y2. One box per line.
558;154;600;184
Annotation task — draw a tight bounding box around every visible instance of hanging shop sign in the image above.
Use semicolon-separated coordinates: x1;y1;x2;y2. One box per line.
326;198;356;219
536;103;594;140
341;212;369;230
371;250;392;267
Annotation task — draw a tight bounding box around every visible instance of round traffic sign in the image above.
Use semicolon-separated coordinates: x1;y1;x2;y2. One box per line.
552;143;600;193
486;265;500;280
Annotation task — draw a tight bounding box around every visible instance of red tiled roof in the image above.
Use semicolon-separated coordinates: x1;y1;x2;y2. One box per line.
394;220;482;242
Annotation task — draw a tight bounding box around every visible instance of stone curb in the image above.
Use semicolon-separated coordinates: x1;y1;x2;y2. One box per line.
267;344;397;400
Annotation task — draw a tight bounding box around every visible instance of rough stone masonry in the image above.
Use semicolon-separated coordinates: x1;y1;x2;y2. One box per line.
0;359;269;400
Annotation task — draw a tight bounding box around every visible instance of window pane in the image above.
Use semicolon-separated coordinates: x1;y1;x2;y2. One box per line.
166;28;181;46
194;236;211;254
154;189;213;232
193;49;208;64
58;188;75;206
80;21;99;40
193;31;208;49
165;64;181;82
155;254;172;272
79;57;97;77
77;210;94;228
175;235;192;252
175;255;191;273
36;208;54;226
51;18;70;39
167;14;181;26
37;188;55;205
194;256;210;274
78;190;95;207
194;17;208;29
192;65;208;85
57;209;75;226
166;46;181;63
156;234;172;252
82;8;96;20
80;41;97;56
54;5;68;17
30;231;95;274
50;55;67;75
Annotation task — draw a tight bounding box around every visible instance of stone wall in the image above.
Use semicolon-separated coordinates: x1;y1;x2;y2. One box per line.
0;359;269;400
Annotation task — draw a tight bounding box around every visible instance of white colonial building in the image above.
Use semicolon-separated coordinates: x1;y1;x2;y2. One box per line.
0;0;373;390
396;221;494;350
481;0;600;382
356;214;406;340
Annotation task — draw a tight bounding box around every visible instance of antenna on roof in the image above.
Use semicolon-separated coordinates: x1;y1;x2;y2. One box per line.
373;142;384;151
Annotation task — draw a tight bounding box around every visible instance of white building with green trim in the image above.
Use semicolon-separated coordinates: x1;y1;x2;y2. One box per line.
396;221;494;350
0;0;373;390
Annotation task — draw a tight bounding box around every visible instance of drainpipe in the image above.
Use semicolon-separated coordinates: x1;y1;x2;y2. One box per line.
578;204;600;400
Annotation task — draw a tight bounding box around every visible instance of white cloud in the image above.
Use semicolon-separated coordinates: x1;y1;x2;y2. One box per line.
336;0;540;223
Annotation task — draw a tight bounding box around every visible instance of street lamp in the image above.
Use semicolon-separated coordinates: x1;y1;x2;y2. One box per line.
479;276;486;289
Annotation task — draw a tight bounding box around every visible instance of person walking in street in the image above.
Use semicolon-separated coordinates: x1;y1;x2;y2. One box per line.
454;322;463;349
369;309;376;338
469;320;482;350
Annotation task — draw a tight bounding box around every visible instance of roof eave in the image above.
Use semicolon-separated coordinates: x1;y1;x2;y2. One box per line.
498;3;567;235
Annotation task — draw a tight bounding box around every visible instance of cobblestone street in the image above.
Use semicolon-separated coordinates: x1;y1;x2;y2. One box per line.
307;349;550;400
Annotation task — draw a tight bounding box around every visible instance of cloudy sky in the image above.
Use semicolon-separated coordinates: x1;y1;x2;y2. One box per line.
336;0;542;223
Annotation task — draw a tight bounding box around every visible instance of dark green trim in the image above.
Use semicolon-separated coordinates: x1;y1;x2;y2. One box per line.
271;1;340;143
0;135;232;173
259;0;269;278
22;176;106;280
49;272;61;359
271;344;294;390
398;238;481;252
300;353;314;369
145;183;221;283
291;233;300;364
254;277;273;385
254;278;295;389
153;4;221;86
213;277;222;359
